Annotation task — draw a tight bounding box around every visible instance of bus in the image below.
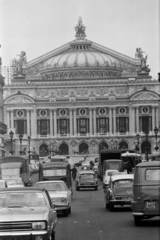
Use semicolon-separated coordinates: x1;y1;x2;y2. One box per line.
41;161;72;192
0;156;30;186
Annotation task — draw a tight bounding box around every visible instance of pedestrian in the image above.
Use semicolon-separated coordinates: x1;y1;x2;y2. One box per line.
126;159;132;174
71;165;77;181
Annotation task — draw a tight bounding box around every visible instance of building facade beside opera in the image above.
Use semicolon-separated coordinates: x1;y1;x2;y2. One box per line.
3;18;160;157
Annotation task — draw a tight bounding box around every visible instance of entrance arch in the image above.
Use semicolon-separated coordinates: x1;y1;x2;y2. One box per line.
59;143;69;155
141;141;151;154
39;143;49;157
99;142;108;152
79;142;89;154
119;141;128;150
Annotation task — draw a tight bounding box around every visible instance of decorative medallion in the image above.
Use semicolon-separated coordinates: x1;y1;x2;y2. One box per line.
16;110;24;117
40;110;47;117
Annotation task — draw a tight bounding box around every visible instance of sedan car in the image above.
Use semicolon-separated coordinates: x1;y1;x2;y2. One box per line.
35;180;72;217
4;177;24;188
0;187;57;240
103;169;119;188
104;174;134;211
75;170;98;191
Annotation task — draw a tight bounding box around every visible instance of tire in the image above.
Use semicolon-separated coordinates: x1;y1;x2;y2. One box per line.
106;203;109;209
76;186;79;191
51;230;55;240
95;186;98;191
64;209;69;217
68;206;71;214
109;203;114;211
134;216;141;226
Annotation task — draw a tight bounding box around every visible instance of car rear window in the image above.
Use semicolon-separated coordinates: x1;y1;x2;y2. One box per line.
145;169;160;181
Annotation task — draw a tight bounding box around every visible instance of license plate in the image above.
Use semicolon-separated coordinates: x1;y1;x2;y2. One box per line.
146;201;156;210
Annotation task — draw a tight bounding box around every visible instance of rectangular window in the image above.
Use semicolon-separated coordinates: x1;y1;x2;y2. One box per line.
40;120;47;135
14;120;27;134
79;118;88;134
142;116;149;132
60;119;67;135
145;169;160;181
119;117;126;132
98;118;107;134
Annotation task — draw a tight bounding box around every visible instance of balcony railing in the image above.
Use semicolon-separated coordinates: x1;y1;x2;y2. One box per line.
0;122;7;134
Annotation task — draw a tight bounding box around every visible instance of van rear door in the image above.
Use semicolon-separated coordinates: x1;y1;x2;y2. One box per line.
140;167;160;215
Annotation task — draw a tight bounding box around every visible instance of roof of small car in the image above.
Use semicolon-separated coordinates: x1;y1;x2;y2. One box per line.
35;180;65;184
136;161;160;167
0;187;46;192
111;174;134;182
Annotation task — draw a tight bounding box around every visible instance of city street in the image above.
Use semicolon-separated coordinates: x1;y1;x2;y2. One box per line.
56;181;160;240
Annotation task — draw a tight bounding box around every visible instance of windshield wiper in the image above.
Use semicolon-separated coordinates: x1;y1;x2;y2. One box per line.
8;205;23;208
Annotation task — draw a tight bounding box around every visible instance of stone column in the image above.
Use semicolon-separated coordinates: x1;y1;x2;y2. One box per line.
156;106;159;128
31;106;37;138
73;108;77;136
3;106;7;124
89;108;92;136
113;107;116;135
129;105;132;134
132;107;135;133
50;109;53;137
53;109;57;137
7;110;10;129
152;106;155;131
11;110;14;129
27;110;30;136
109;107;112;135
136;107;139;133
69;109;73;136
93;108;96;135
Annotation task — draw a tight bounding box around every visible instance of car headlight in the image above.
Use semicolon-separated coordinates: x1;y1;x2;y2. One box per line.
32;222;46;230
61;198;68;204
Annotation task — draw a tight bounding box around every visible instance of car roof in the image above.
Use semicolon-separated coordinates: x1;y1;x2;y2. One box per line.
0;187;46;192
105;169;119;173
103;159;122;162
36;180;65;184
136;161;160;167
79;170;95;174
111;174;134;182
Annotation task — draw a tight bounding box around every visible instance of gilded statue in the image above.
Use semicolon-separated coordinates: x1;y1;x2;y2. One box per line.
12;51;27;76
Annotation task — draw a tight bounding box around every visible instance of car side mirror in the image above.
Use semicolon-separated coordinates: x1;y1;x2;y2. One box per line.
51;203;56;209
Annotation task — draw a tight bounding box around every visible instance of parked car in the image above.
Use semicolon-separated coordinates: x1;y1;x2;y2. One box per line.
102;169;119;188
104;173;134;211
4;177;24;188
35;180;72;217
75;170;98;191
0;180;7;188
93;162;99;174
0;187;57;240
131;161;160;226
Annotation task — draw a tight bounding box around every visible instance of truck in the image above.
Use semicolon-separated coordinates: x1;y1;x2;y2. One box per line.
98;149;123;181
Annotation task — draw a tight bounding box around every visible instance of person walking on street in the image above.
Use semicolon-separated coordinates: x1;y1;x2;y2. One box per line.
71;165;77;181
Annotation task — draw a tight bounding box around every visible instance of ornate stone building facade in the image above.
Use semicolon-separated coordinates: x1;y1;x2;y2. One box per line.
3;18;160;156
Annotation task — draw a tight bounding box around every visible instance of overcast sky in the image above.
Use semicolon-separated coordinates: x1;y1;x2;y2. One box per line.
0;0;159;78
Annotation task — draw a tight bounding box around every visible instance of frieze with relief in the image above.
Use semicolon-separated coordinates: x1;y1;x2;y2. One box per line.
37;90;48;98
96;88;109;96
131;91;159;100
116;88;128;95
77;89;88;96
5;95;34;104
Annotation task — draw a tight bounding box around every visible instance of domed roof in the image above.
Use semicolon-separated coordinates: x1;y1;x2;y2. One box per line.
44;51;120;69
40;18;123;80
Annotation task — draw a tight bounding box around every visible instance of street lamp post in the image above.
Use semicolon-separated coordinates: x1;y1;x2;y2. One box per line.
154;127;159;151
19;134;23;156
136;133;140;153
144;130;149;161
9;131;14;155
28;136;31;163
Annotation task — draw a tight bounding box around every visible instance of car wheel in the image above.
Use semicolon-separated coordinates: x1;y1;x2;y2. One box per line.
68;206;71;214
76;186;79;191
51;230;55;240
109;203;114;211
134;216;142;226
64;209;69;217
106;203;109;209
95;186;98;191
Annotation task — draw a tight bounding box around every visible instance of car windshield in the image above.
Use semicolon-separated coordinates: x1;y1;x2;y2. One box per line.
114;179;133;189
0;192;47;208
36;182;66;191
80;174;94;180
6;179;23;185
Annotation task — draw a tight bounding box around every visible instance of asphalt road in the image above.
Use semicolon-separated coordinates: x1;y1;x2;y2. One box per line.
31;173;160;240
